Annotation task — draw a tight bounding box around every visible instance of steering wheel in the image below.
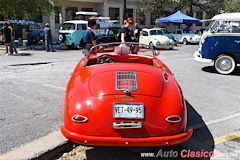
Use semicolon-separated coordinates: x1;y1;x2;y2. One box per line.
97;55;115;64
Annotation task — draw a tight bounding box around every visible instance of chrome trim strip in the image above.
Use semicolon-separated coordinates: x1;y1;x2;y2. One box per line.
165;115;182;123
72;115;88;123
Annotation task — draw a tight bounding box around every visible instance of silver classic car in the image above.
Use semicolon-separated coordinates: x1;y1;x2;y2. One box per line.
171;28;200;45
139;28;174;49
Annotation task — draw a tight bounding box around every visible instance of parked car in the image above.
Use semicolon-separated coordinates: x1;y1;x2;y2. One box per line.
95;26;121;44
1;20;44;45
171;28;200;45
154;27;179;45
139;28;174;49
61;42;193;147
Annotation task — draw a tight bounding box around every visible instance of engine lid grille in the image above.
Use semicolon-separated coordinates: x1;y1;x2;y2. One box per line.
116;71;138;93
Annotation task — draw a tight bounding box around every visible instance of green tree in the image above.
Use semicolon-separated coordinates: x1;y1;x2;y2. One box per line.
0;0;56;20
225;0;240;12
138;0;174;18
171;0;225;18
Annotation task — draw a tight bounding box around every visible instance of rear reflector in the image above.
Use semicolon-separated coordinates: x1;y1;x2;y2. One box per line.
72;115;88;123
166;115;182;123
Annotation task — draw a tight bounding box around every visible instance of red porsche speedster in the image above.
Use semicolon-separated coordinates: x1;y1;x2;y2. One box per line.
61;42;193;147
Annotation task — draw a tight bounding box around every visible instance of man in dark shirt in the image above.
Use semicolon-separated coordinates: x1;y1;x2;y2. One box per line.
26;25;32;50
82;19;97;55
0;22;12;54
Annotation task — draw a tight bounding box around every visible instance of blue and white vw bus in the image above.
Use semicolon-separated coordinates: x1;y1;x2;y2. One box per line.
194;12;240;74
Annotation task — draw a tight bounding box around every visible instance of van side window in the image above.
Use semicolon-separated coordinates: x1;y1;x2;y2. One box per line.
77;24;87;30
230;21;240;33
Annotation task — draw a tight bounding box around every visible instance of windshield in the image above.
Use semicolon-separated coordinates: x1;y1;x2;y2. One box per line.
96;29;107;35
150;30;164;35
61;23;75;30
90;42;156;57
210;20;240;33
182;29;191;33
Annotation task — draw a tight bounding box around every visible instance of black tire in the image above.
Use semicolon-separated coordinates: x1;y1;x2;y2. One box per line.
214;54;236;74
182;38;188;45
149;42;155;49
67;45;73;49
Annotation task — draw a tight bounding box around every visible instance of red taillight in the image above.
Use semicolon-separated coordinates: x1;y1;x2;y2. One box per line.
163;70;169;82
72;115;88;123
166;115;182;123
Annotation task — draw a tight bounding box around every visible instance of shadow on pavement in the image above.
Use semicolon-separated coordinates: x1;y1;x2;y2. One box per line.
85;100;214;160
12;53;32;56
202;65;240;76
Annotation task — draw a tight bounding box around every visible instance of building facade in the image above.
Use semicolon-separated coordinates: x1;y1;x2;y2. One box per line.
42;0;205;32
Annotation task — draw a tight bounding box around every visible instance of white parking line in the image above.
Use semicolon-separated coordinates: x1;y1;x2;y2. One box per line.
189;112;240;129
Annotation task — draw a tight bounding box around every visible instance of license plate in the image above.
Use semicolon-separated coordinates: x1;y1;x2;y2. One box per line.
113;103;144;119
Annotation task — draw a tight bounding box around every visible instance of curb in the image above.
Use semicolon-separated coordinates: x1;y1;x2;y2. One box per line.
0;130;74;160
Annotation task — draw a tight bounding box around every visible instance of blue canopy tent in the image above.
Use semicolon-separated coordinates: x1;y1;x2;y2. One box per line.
7;19;37;25
155;10;201;24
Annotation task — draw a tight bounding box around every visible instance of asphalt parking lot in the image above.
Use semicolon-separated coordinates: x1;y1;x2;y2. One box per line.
0;44;240;159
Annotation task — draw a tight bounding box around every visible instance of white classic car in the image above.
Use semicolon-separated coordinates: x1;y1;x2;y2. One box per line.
139;28;174;49
171;28;200;45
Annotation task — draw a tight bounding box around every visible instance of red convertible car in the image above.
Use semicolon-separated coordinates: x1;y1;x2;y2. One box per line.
61;42;193;147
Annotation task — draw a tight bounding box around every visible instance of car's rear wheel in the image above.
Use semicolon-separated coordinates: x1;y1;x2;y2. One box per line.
214;54;236;74
149;42;155;49
182;38;188;45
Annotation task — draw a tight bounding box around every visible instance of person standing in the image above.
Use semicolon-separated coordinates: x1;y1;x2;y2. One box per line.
82;19;97;55
26;25;32;50
0;22;12;55
44;23;55;52
134;23;142;42
118;17;134;43
9;23;18;54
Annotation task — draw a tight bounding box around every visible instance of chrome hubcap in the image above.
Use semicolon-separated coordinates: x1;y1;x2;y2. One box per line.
219;59;232;71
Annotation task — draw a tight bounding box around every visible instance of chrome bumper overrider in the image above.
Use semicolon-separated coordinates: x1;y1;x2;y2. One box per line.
113;122;142;129
194;50;213;63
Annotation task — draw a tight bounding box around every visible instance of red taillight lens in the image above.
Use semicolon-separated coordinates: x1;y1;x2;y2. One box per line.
163;70;169;82
72;115;88;123
166;115;182;123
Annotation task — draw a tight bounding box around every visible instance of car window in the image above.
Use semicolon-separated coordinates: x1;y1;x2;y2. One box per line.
77;24;87;30
183;29;190;33
161;29;170;34
150;30;163;35
61;23;75;30
96;29;107;35
142;31;148;36
177;30;182;34
112;29;119;35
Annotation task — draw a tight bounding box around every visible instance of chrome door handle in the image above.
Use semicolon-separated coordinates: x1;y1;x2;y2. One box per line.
234;40;240;43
